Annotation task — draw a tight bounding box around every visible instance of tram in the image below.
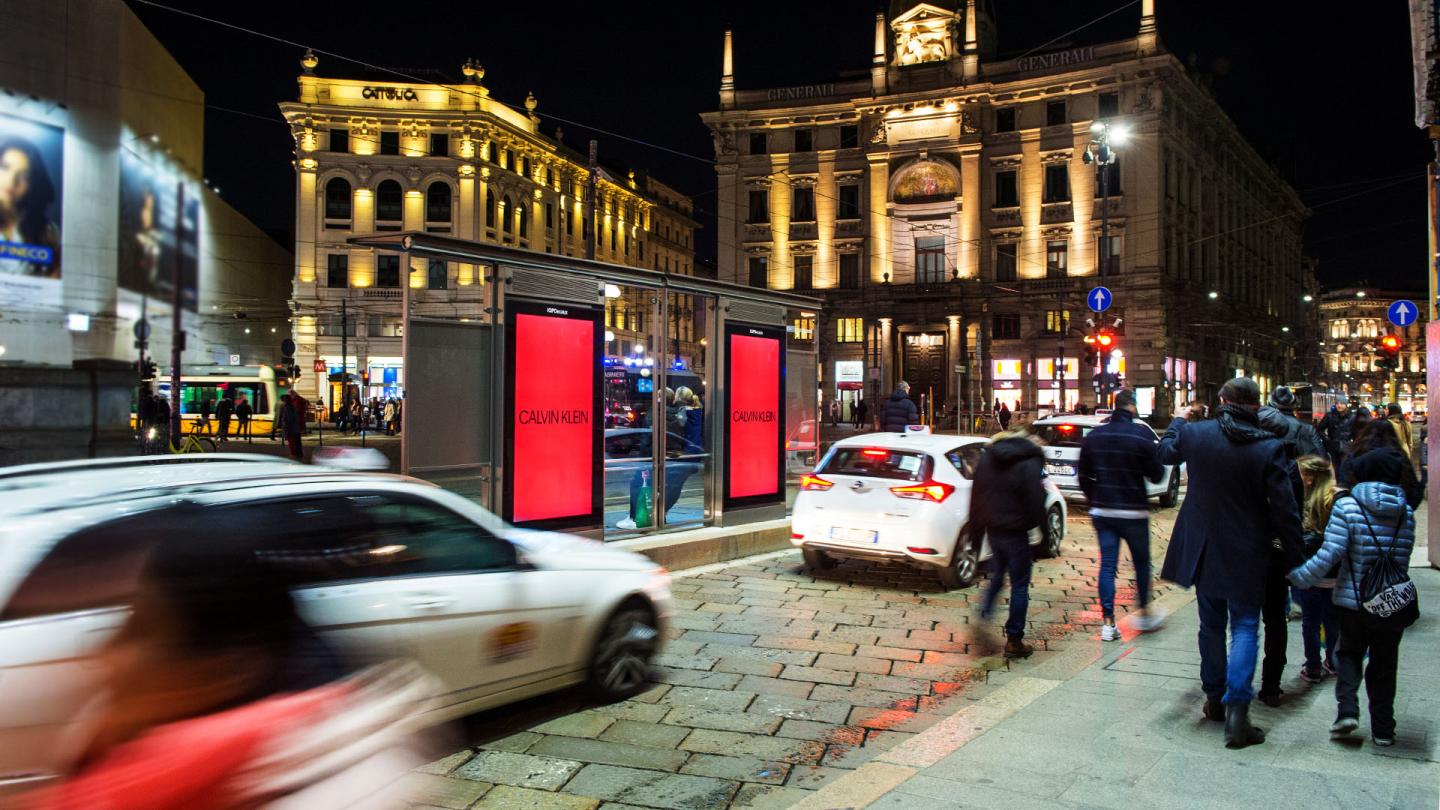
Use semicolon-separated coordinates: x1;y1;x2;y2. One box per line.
132;364;290;435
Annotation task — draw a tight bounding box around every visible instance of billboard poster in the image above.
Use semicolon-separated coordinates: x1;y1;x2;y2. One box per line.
118;148;199;311
0;112;63;308
503;300;602;529
724;322;785;506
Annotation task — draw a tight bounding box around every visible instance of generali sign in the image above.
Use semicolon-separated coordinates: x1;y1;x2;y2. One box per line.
1016;46;1094;73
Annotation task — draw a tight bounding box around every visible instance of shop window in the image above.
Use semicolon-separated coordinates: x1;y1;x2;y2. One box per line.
427;259;447;290
794;128;813;152
1046;240;1069;278
748;189;769;223
992;314;1022;340
326;254;348;288
379;131;400;156
1046;100;1066;127
1043;164;1070;203
749;131;767;154
793;255;813;290
836;317;864;343
748;256;769;288
994;170;1018;207
840;124;859;148
792;187;816;222
915;236;946;283
429;133;448;156
375;180;403;225
376;254;401;288
324;177;352;221
329;129;349;153
995;243;1017;282
425;182;452;224
838;184;861;219
792;315;815;340
996;108;1017;132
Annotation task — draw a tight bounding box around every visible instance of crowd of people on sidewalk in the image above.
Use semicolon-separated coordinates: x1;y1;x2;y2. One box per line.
961;376;1420;751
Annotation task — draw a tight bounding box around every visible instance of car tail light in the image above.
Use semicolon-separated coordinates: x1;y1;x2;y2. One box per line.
890;480;955;503
906;546;940;555
800;474;834;491
791;532;805;540
861;448;890;457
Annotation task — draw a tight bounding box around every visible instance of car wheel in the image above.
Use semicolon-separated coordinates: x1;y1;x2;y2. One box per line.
587;604;659;702
1159;466;1181;508
803;547;836;571
938;539;979;590
1040;505;1065;558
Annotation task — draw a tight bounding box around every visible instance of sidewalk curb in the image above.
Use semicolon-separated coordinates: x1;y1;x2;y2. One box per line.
792;588;1198;809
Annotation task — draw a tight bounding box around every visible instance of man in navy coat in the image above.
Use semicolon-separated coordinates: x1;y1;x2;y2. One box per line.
1157;377;1304;749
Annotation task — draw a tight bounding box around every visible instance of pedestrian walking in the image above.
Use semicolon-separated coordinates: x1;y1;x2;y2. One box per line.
1157;377;1304;748
1293;454;1339;683
278;393;304;461
136;386;155;436
829;399;841;426
215;394;233;443
1077;389;1166;641
880;381;919;433
1386;404;1413;461
197;396;213;435
1339;420;1422;507
969;428;1046;659
1290;448;1418;747
1318;402;1355;465
854;397;868;429
382;399;397;435
235;394;253;442
154;394;171;440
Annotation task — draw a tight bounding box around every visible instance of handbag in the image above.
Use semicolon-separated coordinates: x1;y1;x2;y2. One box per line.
1348;498;1419;627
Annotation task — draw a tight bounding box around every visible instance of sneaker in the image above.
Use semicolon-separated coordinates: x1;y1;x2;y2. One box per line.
1132;610;1166;633
1372;735;1395;747
616;518;638;530
1330;716;1359;737
1004;637;1034;659
1322;660;1337;677
1299;666;1325;684
1100;623;1121;642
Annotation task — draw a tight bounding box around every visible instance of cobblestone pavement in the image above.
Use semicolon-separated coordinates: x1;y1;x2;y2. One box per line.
408;503;1181;810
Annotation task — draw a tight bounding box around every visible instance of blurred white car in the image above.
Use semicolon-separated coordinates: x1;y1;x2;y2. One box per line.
1029;414;1183;507
0;455;672;792
790;432;1067;589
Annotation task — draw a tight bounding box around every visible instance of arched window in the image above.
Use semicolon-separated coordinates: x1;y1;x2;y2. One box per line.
376;180;403;223
501;196;514;235
325;177;352;220
518;203;529;239
425;182;452;223
486;191;497;229
427;259;447;290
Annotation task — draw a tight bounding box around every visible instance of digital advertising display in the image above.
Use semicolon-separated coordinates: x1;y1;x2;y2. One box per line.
0;112;64;309
118;148;200;311
503;300;602;529
724;322;785;507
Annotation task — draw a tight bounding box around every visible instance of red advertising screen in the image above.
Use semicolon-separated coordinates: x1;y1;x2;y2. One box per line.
727;328;782;500
509;308;598;525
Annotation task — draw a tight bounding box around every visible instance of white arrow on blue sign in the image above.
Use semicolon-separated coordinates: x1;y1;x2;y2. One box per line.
1088;286;1113;313
1388;299;1418;328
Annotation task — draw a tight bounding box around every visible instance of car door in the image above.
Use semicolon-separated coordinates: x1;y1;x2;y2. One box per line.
944;444;990;556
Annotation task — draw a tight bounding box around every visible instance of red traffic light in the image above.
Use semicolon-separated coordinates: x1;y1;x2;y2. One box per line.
1380;335;1401;352
1096;333;1115;348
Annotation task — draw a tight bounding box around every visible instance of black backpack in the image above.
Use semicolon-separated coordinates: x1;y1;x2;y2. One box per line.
1347;497;1419;627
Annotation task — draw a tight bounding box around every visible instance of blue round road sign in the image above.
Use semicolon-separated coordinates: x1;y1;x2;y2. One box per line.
1087;286;1113;313
1388;299;1418;328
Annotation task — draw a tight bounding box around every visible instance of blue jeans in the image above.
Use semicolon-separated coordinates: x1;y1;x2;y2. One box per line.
1296;586;1338;670
980;532;1032;639
1196;593;1262;704
1092;516;1151;619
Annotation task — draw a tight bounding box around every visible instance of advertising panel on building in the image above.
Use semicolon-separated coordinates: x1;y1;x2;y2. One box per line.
503;300;603;529
118;148;200;311
725;322;785;506
0;112;63;308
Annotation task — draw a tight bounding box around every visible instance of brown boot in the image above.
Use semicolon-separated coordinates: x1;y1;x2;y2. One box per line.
1004;636;1034;659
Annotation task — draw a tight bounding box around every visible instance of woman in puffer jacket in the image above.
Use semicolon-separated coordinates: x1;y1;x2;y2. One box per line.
1290;448;1416;748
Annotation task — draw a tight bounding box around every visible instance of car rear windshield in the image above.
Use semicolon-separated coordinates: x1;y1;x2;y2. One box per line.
1032;424;1095;448
819;447;929;481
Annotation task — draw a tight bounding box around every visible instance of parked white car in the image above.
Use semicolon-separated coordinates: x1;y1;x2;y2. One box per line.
0;455;672;792
1029;414;1183;507
790;432;1067;589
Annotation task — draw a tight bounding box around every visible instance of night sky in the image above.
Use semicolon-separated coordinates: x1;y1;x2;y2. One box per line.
127;0;1431;292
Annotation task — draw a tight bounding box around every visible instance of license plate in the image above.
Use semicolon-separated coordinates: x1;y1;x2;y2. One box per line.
830;527;879;544
1045;463;1076;477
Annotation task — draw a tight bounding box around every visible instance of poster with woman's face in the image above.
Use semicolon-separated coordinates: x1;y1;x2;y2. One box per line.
118;149;199;311
0;113;64;308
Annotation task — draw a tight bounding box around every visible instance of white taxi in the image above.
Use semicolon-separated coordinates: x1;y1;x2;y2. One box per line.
790;431;1067;589
1029;414;1182;507
0;455;673;792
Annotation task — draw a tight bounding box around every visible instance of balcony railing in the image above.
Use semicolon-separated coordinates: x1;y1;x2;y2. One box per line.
1041;202;1073;224
790;221;818;241
743;222;771;242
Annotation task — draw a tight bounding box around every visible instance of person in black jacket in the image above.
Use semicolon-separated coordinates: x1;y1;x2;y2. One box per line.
1078;390;1166;641
969;429;1047;659
879;382;919;433
1339;419;1423;507
215;394;234;443
1318;402;1355;464
1158;377;1304;749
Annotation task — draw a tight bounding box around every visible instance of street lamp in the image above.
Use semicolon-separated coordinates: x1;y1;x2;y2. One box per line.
1082;121;1128;278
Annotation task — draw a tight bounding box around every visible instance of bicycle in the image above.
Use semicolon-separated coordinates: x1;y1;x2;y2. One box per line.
141;424;217;454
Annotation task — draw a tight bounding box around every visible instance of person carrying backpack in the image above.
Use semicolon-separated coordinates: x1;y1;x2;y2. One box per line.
1289;447;1418;747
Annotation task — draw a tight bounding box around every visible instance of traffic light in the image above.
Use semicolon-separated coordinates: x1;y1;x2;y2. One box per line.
1096;332;1115;351
138;360;159;380
1083;334;1098;365
1377;333;1402;371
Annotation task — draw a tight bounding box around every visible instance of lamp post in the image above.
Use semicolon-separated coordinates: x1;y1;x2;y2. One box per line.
1082;121;1128;280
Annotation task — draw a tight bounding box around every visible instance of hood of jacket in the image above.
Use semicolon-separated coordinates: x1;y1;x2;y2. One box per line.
1257;406;1289;437
1351;479;1409;521
889;388;910;402
988;436;1042;466
1217;403;1273;444
1346;447;1409;490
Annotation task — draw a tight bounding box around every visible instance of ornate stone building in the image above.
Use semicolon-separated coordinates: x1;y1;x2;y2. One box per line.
702;0;1314;424
1316;288;1429;414
280;56;697;405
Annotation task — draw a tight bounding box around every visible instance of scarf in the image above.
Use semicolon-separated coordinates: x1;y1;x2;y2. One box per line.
1217;403;1272;444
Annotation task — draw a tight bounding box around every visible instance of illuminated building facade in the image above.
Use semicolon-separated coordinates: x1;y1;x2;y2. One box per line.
703;0;1314;423
1317;288;1428;414
281;58;696;405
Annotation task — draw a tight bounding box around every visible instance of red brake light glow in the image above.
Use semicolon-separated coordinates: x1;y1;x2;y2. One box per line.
1057;424;1076;433
890;480;955;503
800;474;834;491
861;448;890;457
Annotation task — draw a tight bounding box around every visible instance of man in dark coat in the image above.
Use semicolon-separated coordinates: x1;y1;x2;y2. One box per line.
1317;402;1355;464
969;429;1046;660
879;381;919;433
215;394;234;443
1158;378;1304;748
278;393;304;460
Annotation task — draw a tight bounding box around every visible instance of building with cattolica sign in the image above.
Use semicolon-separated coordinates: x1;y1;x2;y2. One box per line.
702;0;1317;426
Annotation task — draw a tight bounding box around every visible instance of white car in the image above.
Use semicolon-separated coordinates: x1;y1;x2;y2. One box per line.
0;455;673;792
1029;414;1183;507
790;432;1068;589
